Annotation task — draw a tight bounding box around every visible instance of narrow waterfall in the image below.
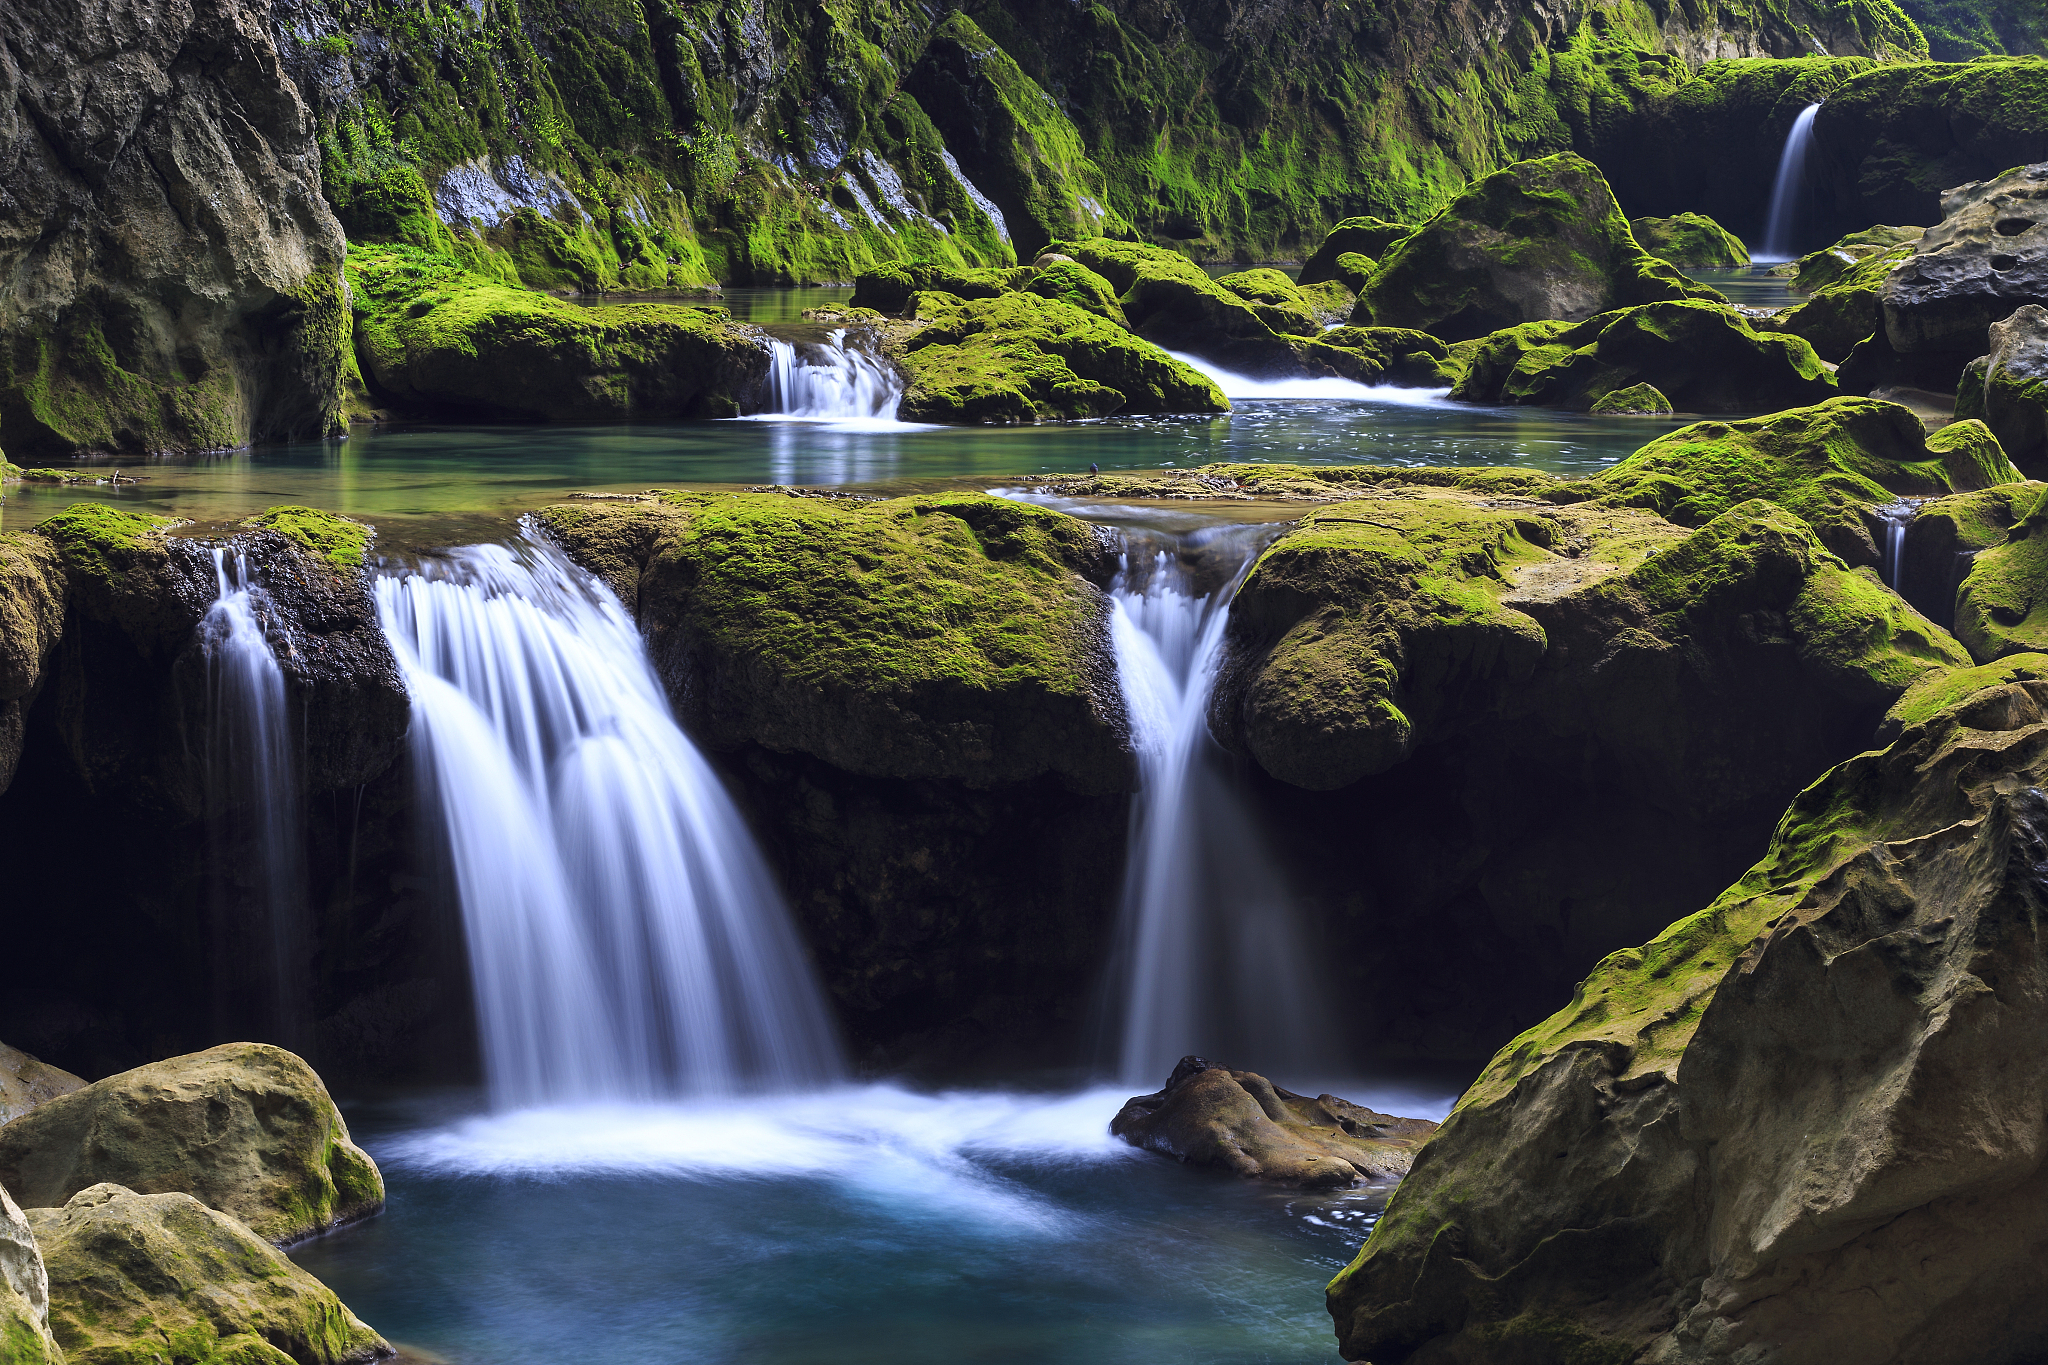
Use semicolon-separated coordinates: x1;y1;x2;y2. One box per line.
1758;102;1823;262
1878;500;1918;591
1108;526;1339;1085
761;329;904;420
375;534;845;1108
201;549;310;1051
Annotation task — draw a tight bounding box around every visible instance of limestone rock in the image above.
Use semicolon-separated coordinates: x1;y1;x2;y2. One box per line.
1298;217;1411;287
1353;154;1723;342
1630;212;1750;267
1;1183;57;1365
1878;161;2048;373
1789;224;1925;294
1453;299;1836;411
29;1183;388;1365
0;1043;83;1127
1111;1057;1436;1188
1957;302;2048;475
348;245;770;421
0;532;64;797
1889;481;2042;627
0;1043;384;1245
0;0;351;456
1327;670;2048;1364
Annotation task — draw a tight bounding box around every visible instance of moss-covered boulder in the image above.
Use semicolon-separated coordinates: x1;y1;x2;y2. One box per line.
1590;382;1673;414
848;260;1034;313
1629;212;1749;267
1957;302;2048;476
29;1184;388;1365
0;530;65;797
1790;224;1925;294
539;490;1130;792
891;291;1225;422
347;243;769;420
1353;154;1724;342
1214;269;1321;334
2;1183;57;1365
1954;485;2048;662
1327;668;2048;1363
0;1041;83;1126
0;1043;384;1246
1453;299;1836;412
1302;327;1461;387
1890;481;2042;626
1775;240;1916;361
1593;398;2022;561
1023;260;1125;326
1047;239;1310;370
1298;217;1411;287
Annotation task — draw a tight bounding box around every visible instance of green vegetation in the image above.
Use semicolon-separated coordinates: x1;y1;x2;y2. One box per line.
1883;651;2048;729
1299;218;1413;287
1629;212;1750;266
1590;381;1673;413
1774;242;1916;360
244;507;374;570
30;504;175;588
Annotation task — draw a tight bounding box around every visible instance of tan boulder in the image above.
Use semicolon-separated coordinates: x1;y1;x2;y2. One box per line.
0;1043;382;1245
1111;1056;1437;1188
0;1042;84;1127
28;1183;389;1365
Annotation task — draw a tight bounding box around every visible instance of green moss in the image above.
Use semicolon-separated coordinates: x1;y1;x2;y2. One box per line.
1884;651;2048;729
849;260;1033;313
1299;218;1412;287
1050;238;1309;350
243;507;373;570
1789;225;1924;293
1774;242;1916;361
1628;212;1750;267
1308;327;1463;387
31;504;176;587
1590;382;1673;414
1025;260;1126;326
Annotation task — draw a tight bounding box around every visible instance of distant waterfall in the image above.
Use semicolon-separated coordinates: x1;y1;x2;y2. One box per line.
1108;526;1338;1085
761;330;904;420
1759;102;1823;262
375;535;845;1108
201;549;310;1052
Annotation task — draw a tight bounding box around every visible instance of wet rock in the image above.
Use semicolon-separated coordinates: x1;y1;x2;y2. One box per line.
28;1183;389;1365
1957;303;2048;475
1890;481;2042;627
1875;162;2048;384
0;1041;83;1126
1954;486;2048;662
1326;670;2048;1364
1630;212;1750;267
1111;1057;1436;1187
1353;154;1723;342
1305;327;1461;388
1788;225;1925;294
0;1043;384;1245
0;1183;57;1365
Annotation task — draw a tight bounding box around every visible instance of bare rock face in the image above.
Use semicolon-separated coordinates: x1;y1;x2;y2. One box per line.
0;0;351;456
1878;162;2048;371
1327;669;2048;1364
0;1042;383;1245
1111;1057;1437;1189
0;1041;84;1126
0;1183;58;1365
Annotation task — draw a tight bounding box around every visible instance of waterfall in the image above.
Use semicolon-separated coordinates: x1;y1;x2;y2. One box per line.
201;548;310;1051
1758;102;1823;262
1108;526;1339;1086
1877;500;1918;592
375;534;845;1108
759;329;904;420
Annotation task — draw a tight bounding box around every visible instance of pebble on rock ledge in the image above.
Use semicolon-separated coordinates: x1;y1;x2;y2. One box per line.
1110;1056;1437;1189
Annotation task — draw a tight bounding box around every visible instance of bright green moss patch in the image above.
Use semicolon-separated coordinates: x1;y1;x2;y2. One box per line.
1884;652;2048;730
1025;261;1126;326
244;507;373;570
1629;212;1750;267
1790;225;1925;293
1590;382;1672;414
1774;243;1916;361
31;503;176;586
1299;218;1412;287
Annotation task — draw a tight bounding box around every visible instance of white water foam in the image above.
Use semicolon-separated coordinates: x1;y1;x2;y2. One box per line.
1165;349;1454;404
745;329;913;428
376;536;845;1108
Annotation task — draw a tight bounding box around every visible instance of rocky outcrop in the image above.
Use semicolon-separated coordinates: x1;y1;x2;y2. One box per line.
1327;667;2048;1365
1954;486;2048;663
1958;303;2048;476
1111;1057;1437;1188
1774;240;1916;361
1;1183;57;1365
29;1183;389;1365
1891;481;2042;628
1630;213;1750;267
1299;218;1412;288
1591;382;1674;414
0;1042;83;1127
0;531;63;796
0;0;352;457
1452;300;1836;411
1352;155;1722;342
0;1043;383;1246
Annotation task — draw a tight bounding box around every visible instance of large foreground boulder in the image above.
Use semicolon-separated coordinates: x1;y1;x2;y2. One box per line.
0;1043;383;1245
0;1043;83;1126
1;1185;57;1365
1353;154;1722;342
1111;1057;1436;1188
29;1184;389;1365
1327;666;2048;1364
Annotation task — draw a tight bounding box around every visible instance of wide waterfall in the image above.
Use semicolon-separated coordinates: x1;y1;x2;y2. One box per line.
375;535;844;1108
200;548;310;1051
760;330;904;421
1107;525;1339;1085
1758;102;1823;262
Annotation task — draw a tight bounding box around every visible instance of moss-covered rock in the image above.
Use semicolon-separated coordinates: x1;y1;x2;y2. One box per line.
346;243;768;420
848;260;1034;313
1629;212;1750;267
1327;668;2048;1364
1023;260;1126;326
1298;217;1411;287
1589;382;1673;414
889;290;1224;422
1047;238;1309;371
1453;299;1836;412
1352;154;1724;342
1214;269;1321;335
0;1043;384;1246
241;508;374;571
0;530;65;796
1957;302;2048;476
1789;224;1925;293
1953;483;2048;662
1775;240;1916;361
539;490;1129;791
1;1183;57;1365
1593;397;2022;561
1889;480;2042;625
1302;327;1462;388
29;1183;388;1365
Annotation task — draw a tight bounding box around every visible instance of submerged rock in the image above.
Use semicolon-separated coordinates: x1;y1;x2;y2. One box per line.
29;1183;389;1365
1353;154;1723;342
1;1183;57;1365
0;1043;383;1245
1957;303;2048;475
1327;667;2048;1364
0;1042;83;1126
1111;1057;1436;1188
1630;212;1750;267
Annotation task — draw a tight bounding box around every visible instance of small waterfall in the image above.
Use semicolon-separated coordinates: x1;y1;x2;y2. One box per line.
1877;500;1918;591
1108;526;1338;1085
376;535;844;1108
201;549;310;1052
1759;102;1823;262
761;329;903;420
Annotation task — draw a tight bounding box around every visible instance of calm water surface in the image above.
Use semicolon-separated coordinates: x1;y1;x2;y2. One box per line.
293;1082;1459;1365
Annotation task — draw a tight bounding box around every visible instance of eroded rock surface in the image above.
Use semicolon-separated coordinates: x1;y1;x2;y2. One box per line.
1958;302;2048;475
0;1183;57;1365
0;1042;83;1127
0;1043;383;1245
1111;1057;1436;1188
